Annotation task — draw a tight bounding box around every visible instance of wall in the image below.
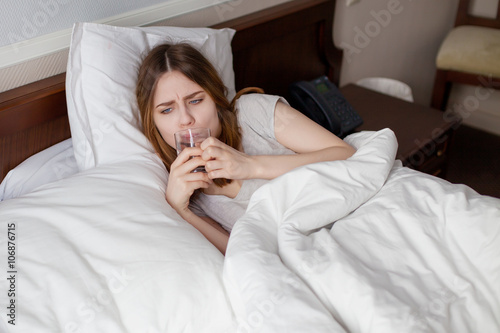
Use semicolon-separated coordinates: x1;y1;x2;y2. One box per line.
0;0;173;48
1;0;499;135
0;0;291;92
334;0;457;104
334;0;500;136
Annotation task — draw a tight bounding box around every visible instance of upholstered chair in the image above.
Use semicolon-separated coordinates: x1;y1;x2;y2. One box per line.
431;0;500;114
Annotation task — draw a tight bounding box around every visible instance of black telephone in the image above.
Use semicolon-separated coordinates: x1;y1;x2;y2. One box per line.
288;76;363;138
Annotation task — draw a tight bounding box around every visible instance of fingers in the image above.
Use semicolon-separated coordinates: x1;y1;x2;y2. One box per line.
205;168;227;180
172;147;206;172
200;145;223;162
165;171;211;213
192;137;252;180
175;147;204;164
200;136;220;150
200;139;234;162
171;148;211;183
201;146;230;174
203;150;241;180
166;145;215;213
167;157;211;208
180;171;212;188
183;156;208;174
204;159;220;179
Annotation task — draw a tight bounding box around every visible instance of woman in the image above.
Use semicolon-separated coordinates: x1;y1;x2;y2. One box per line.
136;43;355;255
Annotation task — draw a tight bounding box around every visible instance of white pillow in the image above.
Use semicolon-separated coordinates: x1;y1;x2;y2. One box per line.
66;22;236;171
0;138;78;201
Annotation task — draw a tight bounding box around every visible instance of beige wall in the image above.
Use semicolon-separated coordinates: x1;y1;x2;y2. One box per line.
0;0;292;92
334;0;500;135
2;0;499;135
334;0;458;105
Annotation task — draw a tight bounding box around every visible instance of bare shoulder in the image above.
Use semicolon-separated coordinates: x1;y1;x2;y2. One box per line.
274;100;352;153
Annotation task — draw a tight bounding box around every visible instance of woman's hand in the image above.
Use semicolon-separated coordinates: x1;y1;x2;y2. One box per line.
166;147;212;215
200;137;255;180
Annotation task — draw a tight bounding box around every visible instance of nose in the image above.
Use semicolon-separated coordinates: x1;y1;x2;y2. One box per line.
179;104;195;127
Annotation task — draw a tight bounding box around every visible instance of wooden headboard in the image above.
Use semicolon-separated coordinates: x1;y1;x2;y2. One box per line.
0;0;342;182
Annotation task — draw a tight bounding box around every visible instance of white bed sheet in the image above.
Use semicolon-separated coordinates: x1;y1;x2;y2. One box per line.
0;139;78;201
1;129;499;333
0;153;236;333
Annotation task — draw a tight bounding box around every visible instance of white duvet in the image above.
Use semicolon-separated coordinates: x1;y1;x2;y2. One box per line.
1;129;499;333
225;129;500;332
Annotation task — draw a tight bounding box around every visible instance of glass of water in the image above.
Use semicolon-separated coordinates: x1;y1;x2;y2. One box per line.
174;128;211;173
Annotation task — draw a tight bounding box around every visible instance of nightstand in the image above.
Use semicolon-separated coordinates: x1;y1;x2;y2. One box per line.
340;84;461;177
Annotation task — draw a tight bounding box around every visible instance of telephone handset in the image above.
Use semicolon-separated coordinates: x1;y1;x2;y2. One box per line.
288;76;363;138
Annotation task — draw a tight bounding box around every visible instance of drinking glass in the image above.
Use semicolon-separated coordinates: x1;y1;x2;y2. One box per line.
174;128;211;173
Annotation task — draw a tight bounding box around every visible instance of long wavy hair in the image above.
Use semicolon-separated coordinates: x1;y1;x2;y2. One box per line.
136;43;261;187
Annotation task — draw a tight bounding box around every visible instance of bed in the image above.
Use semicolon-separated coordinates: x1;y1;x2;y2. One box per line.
0;0;499;332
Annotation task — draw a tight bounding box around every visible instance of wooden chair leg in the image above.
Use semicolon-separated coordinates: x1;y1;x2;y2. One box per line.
431;70;451;110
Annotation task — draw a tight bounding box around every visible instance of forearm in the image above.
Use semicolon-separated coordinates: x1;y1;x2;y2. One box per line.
179;209;229;255
251;145;355;180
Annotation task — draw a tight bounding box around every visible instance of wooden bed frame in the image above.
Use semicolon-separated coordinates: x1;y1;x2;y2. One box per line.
0;0;342;182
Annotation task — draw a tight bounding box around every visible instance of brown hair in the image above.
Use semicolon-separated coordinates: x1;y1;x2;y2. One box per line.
136;43;262;187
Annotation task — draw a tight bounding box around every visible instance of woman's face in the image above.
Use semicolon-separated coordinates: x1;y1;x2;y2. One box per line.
152;70;221;148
